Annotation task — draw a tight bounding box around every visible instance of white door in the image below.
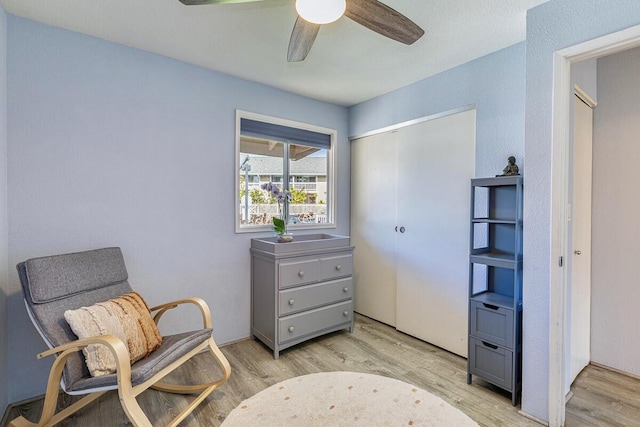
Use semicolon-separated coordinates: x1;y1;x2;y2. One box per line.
568;92;594;386
351;131;398;326
395;109;476;357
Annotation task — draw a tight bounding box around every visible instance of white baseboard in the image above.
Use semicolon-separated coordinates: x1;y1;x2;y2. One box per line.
565;390;574;403
590;361;640;381
518;409;549;426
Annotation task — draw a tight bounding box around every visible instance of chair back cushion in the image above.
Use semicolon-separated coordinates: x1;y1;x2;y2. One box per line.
25;248;131;303
18;247;134;389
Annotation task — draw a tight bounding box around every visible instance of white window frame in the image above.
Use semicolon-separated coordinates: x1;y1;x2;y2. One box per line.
234;110;337;233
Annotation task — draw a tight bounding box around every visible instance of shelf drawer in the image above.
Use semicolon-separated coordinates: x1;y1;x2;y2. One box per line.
279;258;321;289
279;278;352;316
469;337;513;391
278;300;352;344
470;300;514;349
321;254;353;281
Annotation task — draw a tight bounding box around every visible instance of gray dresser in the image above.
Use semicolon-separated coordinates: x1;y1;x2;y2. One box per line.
467;176;523;406
250;234;355;359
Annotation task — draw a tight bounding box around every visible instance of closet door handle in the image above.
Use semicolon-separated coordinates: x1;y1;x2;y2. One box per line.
399;226;406;233
395;226;398;232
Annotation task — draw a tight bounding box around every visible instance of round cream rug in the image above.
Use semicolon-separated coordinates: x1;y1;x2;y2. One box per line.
221;372;478;426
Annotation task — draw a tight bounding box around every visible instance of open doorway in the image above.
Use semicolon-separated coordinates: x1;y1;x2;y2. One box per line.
549;24;640;426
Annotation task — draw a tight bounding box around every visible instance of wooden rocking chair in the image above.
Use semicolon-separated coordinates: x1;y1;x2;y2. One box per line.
9;247;231;427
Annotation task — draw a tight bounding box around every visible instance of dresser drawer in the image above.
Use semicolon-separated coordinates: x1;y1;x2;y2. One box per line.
470;301;514;349
279;301;352;344
468;337;513;391
321;254;353;281
279;258;321;289
279;278;352;316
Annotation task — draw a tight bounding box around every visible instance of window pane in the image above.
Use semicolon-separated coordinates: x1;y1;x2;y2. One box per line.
288;145;328;225
236;112;335;232
239;137;284;227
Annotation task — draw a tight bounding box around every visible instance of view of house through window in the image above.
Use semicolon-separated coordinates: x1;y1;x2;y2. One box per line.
236;113;333;231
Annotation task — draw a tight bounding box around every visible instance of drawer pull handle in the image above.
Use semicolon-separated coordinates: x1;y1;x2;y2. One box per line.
482;341;499;350
335;264;342;271
343;287;349;293
298;271;304;278
288;326;295;333
343;311;349;317
288;299;295;306
483;303;500;310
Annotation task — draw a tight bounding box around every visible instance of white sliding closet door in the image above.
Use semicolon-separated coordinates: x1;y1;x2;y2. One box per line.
351;131;398;326
395;109;475;357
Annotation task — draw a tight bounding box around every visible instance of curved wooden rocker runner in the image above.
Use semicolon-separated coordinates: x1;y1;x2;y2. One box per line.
9;247;231;427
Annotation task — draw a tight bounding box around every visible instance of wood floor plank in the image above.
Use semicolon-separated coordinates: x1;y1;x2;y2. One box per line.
5;314;639;426
565;363;640;427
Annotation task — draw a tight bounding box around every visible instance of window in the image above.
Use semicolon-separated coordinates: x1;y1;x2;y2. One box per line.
235;111;336;232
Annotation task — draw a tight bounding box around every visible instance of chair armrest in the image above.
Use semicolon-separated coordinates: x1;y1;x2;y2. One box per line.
38;334;130;362
37;335;136;394
149;297;212;329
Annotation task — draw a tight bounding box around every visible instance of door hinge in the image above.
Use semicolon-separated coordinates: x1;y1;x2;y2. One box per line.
558;256;564;267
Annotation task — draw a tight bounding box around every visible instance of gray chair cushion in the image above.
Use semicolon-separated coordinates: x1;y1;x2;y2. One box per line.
25;247;129;303
67;329;214;392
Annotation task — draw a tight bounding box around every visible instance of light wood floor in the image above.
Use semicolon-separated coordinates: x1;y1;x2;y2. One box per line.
565;363;640;426
4;314;639;426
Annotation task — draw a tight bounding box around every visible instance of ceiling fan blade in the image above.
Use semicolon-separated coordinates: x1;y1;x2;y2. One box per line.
178;0;262;5
287;16;321;62
344;0;424;45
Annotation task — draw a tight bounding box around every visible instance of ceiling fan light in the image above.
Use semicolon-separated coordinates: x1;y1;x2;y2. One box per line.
295;0;346;25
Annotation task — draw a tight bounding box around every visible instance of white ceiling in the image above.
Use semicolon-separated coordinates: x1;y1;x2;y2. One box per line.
0;0;548;106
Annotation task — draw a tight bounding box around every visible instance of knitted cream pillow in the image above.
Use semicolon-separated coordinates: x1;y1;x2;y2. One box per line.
64;292;162;377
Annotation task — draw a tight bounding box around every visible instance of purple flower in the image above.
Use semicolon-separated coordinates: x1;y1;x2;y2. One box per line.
261;182;291;205
259;181;292;234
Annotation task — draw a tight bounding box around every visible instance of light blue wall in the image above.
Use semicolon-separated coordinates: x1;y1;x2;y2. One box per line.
0;3;8;414
525;0;640;421
6;15;349;402
349;42;526;178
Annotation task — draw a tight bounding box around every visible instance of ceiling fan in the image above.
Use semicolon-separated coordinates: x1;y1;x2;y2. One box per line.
178;0;425;62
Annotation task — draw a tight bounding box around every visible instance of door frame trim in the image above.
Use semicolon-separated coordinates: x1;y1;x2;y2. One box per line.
348;104;475;141
549;24;640;427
